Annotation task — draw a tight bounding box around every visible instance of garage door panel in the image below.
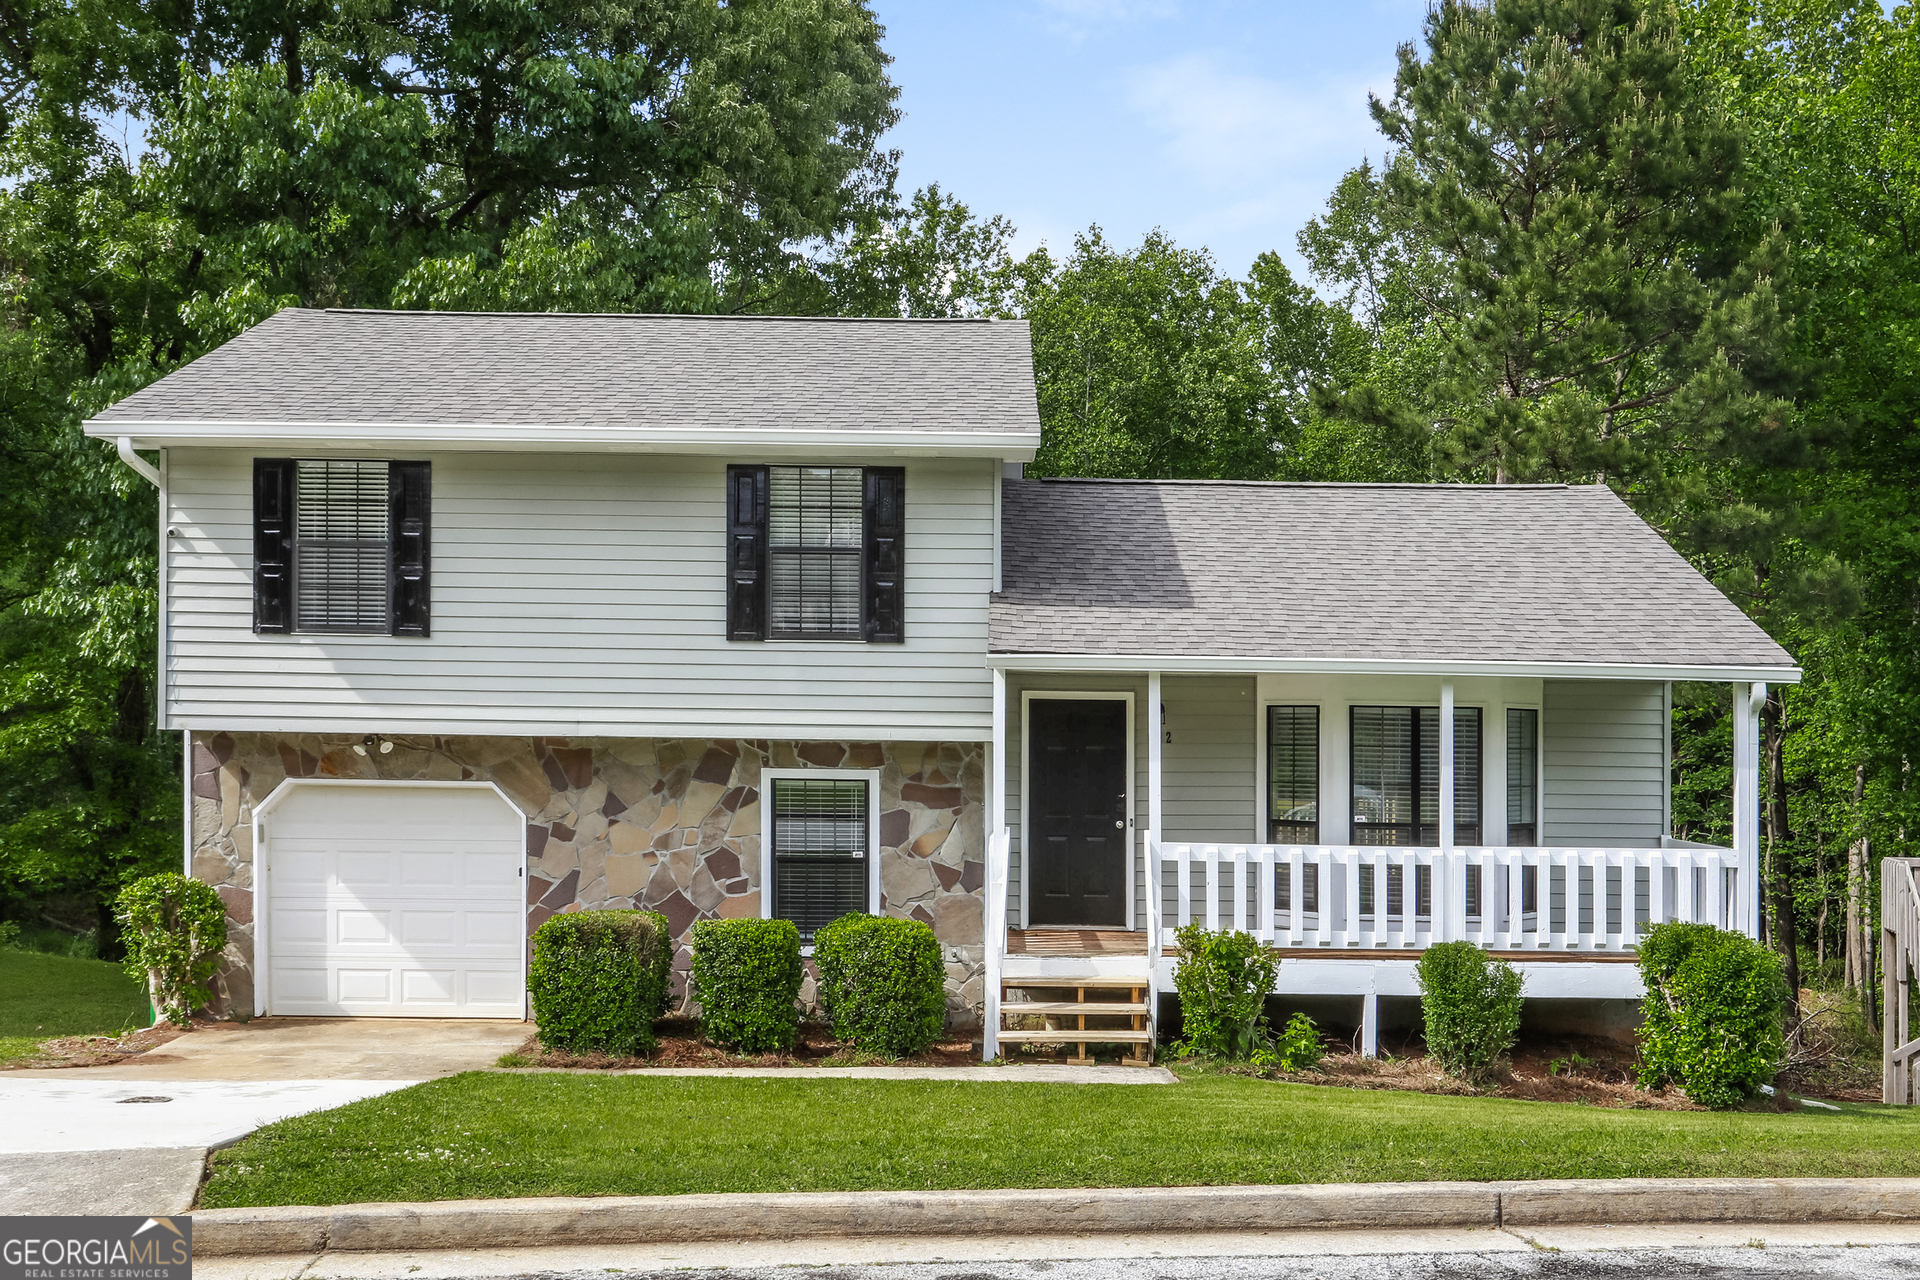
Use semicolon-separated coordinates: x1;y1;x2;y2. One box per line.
266;784;526;1019
271;907;329;944
336;969;396;1004
463;911;522;948
338;852;400;890
464;969;522;1005
335;909;393;945
398;910;457;946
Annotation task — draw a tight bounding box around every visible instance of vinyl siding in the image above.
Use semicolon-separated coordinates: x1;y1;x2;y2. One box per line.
164;449;995;737
1543;679;1667;848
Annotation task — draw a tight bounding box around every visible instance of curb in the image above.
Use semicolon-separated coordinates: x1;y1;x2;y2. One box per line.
190;1177;1920;1256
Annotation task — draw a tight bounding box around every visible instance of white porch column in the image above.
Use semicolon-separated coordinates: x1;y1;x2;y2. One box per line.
1439;680;1455;942
1732;680;1765;938
984;667;1008;1060
1147;670;1163;924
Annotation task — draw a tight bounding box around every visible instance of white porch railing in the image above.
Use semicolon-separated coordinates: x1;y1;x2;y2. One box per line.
1158;842;1747;952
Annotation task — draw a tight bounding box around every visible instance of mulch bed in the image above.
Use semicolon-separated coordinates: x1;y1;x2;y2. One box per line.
503;1016;983;1069
2;1022;186;1070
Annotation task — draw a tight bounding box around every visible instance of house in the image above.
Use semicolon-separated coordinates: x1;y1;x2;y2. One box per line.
87;308;1799;1058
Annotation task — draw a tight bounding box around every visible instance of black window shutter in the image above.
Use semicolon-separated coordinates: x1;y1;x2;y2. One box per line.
390;461;432;637
726;464;768;641
863;466;905;643
252;458;295;634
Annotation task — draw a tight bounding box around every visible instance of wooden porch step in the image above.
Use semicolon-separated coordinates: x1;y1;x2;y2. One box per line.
996;1029;1154;1044
1006;929;1150;957
1003;1001;1148;1015
1002;977;1148;990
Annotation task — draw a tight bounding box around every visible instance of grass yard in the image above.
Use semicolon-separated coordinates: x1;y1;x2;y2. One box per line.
200;1069;1920;1208
0;947;150;1063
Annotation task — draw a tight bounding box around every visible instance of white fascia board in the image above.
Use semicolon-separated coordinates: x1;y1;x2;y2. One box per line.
86;419;1040;460
171;716;994;742
988;651;1803;685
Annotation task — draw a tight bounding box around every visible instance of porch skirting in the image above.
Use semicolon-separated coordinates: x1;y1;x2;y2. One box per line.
187;732;987;1026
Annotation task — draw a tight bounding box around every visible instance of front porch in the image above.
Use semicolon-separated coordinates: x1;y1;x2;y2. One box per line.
978;667;1772;1062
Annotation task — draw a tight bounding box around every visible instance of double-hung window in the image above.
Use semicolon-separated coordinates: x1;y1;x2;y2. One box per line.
1348;705;1483;846
252;458;431;637
726;464;904;643
1268;706;1322;918
765;773;876;940
1506;707;1540;846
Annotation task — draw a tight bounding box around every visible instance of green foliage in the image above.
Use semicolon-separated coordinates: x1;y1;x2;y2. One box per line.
689;918;803;1054
812;913;948;1058
528;910;671;1058
1637;922;1788;1108
1312;0;1808;498
1170;924;1280;1060
1416;941;1525;1080
1251;1011;1326;1073
113;872;227;1026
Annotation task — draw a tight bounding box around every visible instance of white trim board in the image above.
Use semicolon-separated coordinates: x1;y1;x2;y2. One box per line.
758;767;884;933
991;653;1802;685
248;777;530;1020
171;718;994;742
88;421;1040;459
1018;690;1137;931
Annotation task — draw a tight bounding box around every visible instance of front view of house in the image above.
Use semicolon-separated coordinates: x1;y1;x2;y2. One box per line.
87;308;1798;1053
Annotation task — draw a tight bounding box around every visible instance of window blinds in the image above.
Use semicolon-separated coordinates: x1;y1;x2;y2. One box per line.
1507;707;1539;846
769;466;864;639
1267;705;1319;843
771;777;869;937
1349;705;1482;846
294;460;391;634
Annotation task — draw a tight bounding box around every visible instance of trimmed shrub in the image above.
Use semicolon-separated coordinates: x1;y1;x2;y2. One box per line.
1416;940;1524;1080
690;917;804;1053
528;909;671;1056
115;873;229;1026
1636;921;1787;1109
813;914;947;1057
1171;924;1280;1060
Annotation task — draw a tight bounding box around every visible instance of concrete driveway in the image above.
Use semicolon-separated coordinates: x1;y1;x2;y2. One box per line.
7;1015;532;1081
0;1017;529;1216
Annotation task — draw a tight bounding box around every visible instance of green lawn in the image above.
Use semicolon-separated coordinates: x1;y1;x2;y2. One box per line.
199;1069;1920;1208
0;947;150;1063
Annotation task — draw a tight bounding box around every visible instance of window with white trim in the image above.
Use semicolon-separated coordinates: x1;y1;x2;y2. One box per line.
769;774;872;939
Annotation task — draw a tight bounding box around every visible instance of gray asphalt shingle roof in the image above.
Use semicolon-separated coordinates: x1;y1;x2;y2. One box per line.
991;479;1796;669
90;308;1041;438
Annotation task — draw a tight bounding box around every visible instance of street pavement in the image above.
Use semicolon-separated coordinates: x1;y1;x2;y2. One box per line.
194;1224;1920;1280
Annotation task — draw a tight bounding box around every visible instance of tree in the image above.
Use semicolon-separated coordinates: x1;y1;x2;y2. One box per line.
1314;0;1809;501
0;0;908;948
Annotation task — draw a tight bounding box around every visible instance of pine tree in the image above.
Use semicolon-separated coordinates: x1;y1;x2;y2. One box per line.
1319;0;1808;494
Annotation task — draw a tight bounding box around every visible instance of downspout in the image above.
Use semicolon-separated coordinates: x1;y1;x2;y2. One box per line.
116;436;161;488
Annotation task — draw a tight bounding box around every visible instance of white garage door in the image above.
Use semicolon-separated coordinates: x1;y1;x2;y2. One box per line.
264;784;525;1018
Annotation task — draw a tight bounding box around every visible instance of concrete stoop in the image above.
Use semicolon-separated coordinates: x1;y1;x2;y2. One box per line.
193;1178;1920;1256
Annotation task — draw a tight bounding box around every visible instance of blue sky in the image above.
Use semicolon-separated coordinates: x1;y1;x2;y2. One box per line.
872;0;1434;281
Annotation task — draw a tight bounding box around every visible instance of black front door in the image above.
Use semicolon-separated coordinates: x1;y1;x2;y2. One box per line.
1029;698;1129;926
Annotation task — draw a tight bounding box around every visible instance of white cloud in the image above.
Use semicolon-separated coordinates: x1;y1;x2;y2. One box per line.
1032;0;1179;39
1125;52;1397;271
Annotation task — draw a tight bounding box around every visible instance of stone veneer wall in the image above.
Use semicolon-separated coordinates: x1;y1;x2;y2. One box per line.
190;733;986;1028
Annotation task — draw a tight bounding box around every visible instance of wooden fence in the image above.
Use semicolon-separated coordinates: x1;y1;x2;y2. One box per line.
1885;856;1920;1104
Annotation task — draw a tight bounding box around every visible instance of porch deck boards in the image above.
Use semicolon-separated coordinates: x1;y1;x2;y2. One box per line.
1005;928;1150;958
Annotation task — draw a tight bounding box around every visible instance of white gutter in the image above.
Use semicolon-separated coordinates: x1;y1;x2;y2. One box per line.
987;652;1803;685
89;421;1040;459
116;436;161;487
